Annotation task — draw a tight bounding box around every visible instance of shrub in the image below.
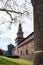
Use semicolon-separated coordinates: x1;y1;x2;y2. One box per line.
0;49;3;55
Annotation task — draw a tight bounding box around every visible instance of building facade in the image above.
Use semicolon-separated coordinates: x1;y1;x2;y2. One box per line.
12;23;34;60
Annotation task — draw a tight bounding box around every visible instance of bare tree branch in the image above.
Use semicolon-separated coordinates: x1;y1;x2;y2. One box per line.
0;0;31;29
0;8;23;15
6;11;13;20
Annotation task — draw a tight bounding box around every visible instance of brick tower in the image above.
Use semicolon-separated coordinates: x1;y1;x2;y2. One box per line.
8;43;14;56
15;23;24;44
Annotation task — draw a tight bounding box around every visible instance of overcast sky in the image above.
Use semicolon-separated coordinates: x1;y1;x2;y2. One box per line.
0;0;34;50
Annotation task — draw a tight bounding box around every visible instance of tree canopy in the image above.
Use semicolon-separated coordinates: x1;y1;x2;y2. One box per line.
0;49;3;55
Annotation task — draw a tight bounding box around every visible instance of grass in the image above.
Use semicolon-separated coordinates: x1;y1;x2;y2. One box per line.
0;56;33;65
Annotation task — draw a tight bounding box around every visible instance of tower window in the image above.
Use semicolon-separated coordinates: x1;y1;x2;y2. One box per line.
26;49;28;55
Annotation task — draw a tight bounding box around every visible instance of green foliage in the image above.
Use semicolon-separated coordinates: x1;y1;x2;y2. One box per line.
0;56;33;65
0;49;3;55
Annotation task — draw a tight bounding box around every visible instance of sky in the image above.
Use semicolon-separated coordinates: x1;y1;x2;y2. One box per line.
0;0;34;50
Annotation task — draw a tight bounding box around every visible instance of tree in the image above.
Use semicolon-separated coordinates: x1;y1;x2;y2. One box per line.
31;0;43;65
0;0;33;29
0;49;3;55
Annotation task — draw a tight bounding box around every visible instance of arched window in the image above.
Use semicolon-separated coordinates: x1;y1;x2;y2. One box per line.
26;49;28;55
20;50;22;55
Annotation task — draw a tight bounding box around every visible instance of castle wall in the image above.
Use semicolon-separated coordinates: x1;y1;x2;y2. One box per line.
12;33;34;60
18;39;34;60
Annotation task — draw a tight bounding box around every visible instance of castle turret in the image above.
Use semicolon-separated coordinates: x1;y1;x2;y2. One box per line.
15;23;24;44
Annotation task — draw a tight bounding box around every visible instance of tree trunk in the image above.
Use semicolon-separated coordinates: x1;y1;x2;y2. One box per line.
31;0;43;65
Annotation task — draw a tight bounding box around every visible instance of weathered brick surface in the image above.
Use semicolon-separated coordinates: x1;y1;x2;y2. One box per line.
18;40;34;60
